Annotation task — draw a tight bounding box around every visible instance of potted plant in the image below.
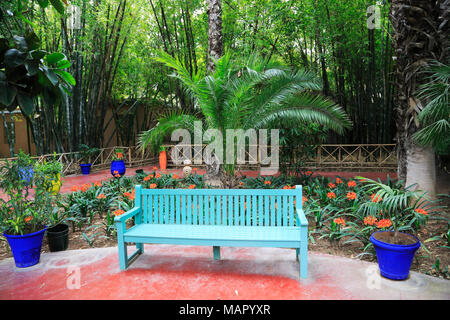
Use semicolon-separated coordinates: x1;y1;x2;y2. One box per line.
78;144;99;175
356;176;437;280
36;157;64;195
159;145;167;170
111;148;126;177
0;153;52;268
16;150;35;187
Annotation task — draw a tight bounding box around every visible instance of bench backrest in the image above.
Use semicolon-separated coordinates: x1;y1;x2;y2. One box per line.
134;185;303;227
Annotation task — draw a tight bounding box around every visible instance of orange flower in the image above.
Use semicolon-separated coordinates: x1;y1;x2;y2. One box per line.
414;208;428;215
327;192;336;199
188;184;196;189
336;178;343;184
94;181;102;187
114;173;121;178
193;168;198;172
305;171;312;175
152;166;158;170
346;192;357;200
113;209;125;216
371;194;382;203
113;170;119;175
81;184;90;192
264;180;271;185
347;180;356;187
71;185;80;192
376;219;392;229
333;217;345;227
283;185;290;189
302;196;308;205
363;216;378;226
328;183;336;189
173;174;179;179
291;185;296;189
150;183;157;189
239;181;245;186
24;216;33;223
143;175;151;181
155;173;161;178
116;152;124;159
97;194;106;200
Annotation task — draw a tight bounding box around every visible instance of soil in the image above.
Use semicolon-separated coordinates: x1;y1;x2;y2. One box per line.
1;197;448;280
372;231;418;245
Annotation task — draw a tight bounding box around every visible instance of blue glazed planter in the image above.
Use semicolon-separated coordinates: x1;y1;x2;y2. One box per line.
370;231;420;280
80;163;92;175
18;166;34;186
111;160;126;177
4;227;47;268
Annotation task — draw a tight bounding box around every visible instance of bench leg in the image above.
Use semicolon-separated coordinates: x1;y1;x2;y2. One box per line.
299;242;308;279
213;246;221;260
136;242;144;254
118;237;128;270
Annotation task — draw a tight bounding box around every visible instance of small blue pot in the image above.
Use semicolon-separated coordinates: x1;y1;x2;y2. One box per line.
18;166;34;186
370;231;420;280
80;163;92;175
111;160;126;177
4;227;47;268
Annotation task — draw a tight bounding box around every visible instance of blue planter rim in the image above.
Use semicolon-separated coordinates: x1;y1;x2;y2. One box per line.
80;163;92;167
370;230;420;249
3;226;47;239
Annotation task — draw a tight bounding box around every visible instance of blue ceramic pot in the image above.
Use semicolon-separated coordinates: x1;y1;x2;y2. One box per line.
80;163;92;175
370;231;420;280
111;160;126;177
4;227;47;268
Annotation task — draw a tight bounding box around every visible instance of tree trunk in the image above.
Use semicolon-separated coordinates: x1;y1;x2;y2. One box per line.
390;0;446;195
207;0;223;74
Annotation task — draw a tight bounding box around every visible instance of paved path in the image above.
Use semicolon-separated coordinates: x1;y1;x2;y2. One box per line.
0;245;448;300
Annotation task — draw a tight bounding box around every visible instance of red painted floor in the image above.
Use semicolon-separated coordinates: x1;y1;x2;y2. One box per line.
1;244;448;300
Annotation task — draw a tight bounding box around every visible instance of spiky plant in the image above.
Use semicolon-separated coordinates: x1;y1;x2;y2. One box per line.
139;51;352;176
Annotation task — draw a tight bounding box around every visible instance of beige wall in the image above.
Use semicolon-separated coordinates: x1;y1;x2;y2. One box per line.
0;106;144;157
0;112;36;158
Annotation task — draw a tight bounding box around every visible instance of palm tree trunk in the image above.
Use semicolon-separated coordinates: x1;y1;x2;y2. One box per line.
207;0;223;74
390;0;446;195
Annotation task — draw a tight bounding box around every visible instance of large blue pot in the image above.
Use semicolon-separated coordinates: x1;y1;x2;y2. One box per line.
370;231;420;280
80;163;92;175
3;227;47;268
111;160;126;177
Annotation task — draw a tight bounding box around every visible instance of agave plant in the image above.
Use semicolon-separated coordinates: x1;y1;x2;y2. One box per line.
139;51;352;177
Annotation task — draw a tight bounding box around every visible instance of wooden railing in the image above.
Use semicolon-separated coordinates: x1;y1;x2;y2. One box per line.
163;143;397;172
0;146;158;176
0;144;397;175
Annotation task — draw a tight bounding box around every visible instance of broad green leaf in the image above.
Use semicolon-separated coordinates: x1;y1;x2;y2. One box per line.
17;93;35;116
56;60;71;69
55;70;76;86
45;69;59;86
45;52;65;64
4;49;26;67
0;81;17;106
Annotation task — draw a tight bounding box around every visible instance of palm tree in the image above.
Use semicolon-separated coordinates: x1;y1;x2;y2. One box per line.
390;0;449;195
207;0;223;74
413;60;450;155
139;51;352;182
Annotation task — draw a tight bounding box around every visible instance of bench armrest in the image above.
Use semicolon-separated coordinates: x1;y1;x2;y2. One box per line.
114;207;141;223
296;208;308;227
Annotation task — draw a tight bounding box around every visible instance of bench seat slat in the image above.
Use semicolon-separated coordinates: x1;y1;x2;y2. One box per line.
124;224;301;243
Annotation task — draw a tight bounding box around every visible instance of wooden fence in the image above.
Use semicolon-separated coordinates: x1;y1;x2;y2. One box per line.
163;143;397;172
0;144;397;175
0;146;158;176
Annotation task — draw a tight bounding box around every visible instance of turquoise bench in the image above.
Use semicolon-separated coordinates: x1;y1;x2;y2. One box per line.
114;185;308;278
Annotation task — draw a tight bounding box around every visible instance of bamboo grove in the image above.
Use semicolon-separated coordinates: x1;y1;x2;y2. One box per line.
1;0;399;156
